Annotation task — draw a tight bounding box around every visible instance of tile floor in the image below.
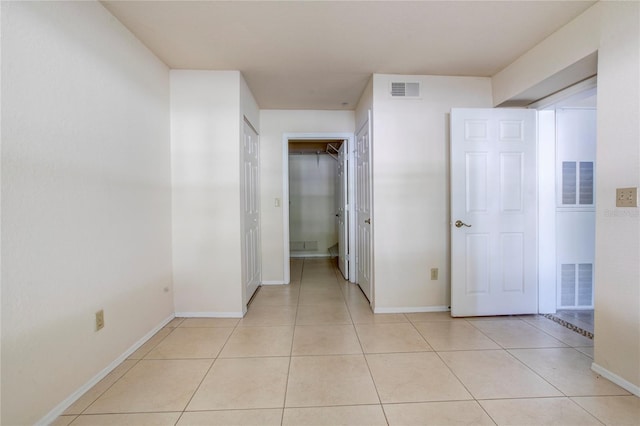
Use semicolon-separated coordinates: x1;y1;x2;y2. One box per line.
54;258;639;425
555;309;596;334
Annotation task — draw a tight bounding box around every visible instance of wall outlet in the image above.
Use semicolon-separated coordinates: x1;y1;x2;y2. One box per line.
616;187;638;207
95;310;105;331
430;268;438;280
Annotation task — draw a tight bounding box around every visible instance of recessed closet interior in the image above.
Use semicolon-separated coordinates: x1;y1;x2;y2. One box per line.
288;140;344;258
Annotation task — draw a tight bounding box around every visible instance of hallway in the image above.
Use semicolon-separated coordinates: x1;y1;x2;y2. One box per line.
55;258;638;425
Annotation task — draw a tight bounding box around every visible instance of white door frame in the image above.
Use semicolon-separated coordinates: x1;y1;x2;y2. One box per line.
282;132;356;283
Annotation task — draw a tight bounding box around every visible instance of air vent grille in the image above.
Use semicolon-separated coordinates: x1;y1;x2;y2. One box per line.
391;82;420;98
561;161;594;205
559;263;593;308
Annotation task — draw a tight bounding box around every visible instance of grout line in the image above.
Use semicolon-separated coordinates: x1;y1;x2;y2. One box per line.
178;318;240;418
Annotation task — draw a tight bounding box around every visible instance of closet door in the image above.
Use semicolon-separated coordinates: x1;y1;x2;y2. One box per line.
242;119;261;306
356;112;373;303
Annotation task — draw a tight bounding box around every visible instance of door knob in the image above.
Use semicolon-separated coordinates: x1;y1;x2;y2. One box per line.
455;220;471;228
365;218;371;224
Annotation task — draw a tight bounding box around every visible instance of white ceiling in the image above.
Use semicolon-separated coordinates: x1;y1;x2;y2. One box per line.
101;0;596;110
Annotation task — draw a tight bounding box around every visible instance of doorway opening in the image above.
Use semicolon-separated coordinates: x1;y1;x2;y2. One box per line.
282;133;355;284
536;77;597;338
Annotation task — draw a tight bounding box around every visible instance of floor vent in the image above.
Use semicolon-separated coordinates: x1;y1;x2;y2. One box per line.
290;241;318;251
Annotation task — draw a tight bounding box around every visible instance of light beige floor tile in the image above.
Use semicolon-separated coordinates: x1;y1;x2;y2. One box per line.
356;323;432;353
299;287;345;305
283;405;387;426
557;317;594;333
572;395;640;425
51;415;77;426
367;352;472;403
341;286;371;307
291;325;362;355
179;318;240;328
575;346;595;358
67;412;181;425
187;357;289;410
144;327;233;359
250;286;299;307
384;401;496;426
300;284;341;295
295;304;352;325
85;359;212;414
164;318;185;328
405;311;457;322
177;409;283;426
219;326;294;357
465;316;523;322
238;305;297;326
523;317;594;347
64;360;138;414
439;350;563;399
285;355;379;407
128;328;173;360
509;348;630;396
300;282;340;291
480;397;602;425
470;319;567;348
349;305;408;324
413;320;501;351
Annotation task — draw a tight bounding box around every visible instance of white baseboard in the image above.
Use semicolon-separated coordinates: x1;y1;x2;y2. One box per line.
290;254;331;258
374;306;450;314
37;314;175;426
175;311;244;318
261;280;287;285
591;362;640;396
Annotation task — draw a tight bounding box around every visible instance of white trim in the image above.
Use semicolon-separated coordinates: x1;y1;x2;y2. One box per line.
538;109;557;314
37;314;175;426
261;280;287;285
591;363;640;397
175;311;244;318
374;306;450;314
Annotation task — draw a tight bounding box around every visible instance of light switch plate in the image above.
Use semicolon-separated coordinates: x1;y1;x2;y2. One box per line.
616;187;638;207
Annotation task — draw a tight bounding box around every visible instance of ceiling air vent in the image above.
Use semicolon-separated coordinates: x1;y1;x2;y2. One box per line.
390;82;420;98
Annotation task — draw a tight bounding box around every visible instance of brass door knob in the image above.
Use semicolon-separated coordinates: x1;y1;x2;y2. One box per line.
455;220;471;228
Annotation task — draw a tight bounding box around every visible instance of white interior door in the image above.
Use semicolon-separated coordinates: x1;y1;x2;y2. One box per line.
337;142;349;279
450;108;537;317
242;119;260;306
356;114;373;302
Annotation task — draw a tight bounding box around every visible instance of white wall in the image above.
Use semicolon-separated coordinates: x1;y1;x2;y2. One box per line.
355;77;374;131
593;1;640;392
288;154;338;256
491;4;601;107
260;110;355;283
493;1;640;393
171;70;246;316
371;75;493;312
1;2;173;424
